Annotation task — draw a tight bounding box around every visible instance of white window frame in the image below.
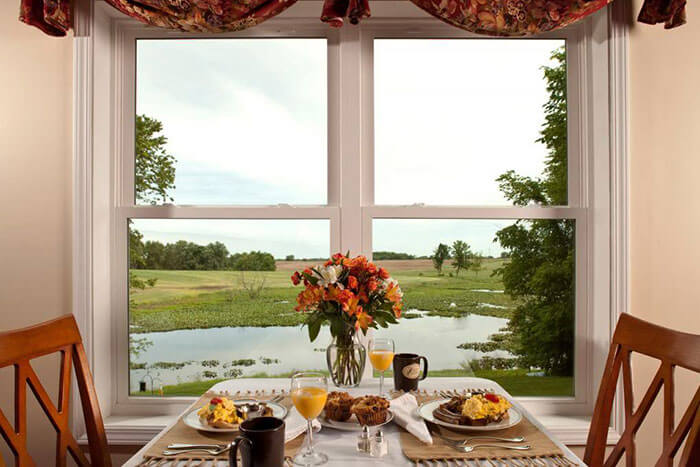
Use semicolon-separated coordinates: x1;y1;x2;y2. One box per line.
73;0;628;446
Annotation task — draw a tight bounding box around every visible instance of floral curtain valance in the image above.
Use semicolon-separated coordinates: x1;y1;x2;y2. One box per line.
20;0;687;37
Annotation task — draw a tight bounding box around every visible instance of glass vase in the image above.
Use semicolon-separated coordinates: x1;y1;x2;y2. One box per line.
326;332;366;388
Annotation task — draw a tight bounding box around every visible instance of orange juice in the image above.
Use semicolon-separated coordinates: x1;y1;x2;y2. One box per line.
291;387;328;420
369;350;395;371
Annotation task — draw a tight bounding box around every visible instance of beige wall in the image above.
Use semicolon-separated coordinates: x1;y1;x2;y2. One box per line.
1;1;700;465
625;0;700;462
0;1;73;464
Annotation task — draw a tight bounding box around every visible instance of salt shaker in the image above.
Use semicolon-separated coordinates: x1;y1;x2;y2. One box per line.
357;426;371;453
370;429;388;457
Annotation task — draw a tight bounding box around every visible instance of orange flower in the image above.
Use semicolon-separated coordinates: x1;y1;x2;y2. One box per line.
326;285;353;308
378;267;390;279
347;275;358;290
345;295;362;316
295;286;324;311
291;272;301;285
355;311;373;331
367;278;378;292
357;290;369;304
393;303;403;319
366;263;378;275
331;253;346;263
385;281;403;303
348;255;368;273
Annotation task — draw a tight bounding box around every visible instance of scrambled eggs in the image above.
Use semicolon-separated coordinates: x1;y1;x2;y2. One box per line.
197;397;244;427
461;393;512;420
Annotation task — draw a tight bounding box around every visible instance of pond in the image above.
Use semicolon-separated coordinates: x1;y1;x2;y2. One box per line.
130;312;511;393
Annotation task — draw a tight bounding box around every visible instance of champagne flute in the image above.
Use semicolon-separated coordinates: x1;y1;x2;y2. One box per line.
290;372;328;466
369;338;395;397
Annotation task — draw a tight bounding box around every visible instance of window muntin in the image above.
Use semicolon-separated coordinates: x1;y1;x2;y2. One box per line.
128;218;330;396
374;39;566;206
135;39;328;206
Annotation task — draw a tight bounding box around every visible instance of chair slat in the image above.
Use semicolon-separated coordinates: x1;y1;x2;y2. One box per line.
0;315;110;466
621;349;635;467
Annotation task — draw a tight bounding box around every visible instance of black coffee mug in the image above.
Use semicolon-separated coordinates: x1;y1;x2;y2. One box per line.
229;416;285;467
393;353;429;391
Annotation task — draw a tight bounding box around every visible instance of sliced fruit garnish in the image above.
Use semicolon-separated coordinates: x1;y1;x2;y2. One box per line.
484;393;500;403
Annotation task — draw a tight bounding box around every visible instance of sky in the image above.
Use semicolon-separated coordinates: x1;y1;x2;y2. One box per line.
135;38;564;259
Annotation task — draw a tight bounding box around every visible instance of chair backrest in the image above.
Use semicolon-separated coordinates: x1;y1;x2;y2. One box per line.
584;313;700;466
0;315;111;466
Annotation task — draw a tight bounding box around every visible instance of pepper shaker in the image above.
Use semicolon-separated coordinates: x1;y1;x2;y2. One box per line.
370;429;388;457
357;426;371;453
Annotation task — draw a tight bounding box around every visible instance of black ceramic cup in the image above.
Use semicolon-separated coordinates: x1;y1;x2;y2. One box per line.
229;416;285;467
393;353;429;392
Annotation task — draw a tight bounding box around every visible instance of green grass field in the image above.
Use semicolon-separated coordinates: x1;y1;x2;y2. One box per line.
129;259;516;333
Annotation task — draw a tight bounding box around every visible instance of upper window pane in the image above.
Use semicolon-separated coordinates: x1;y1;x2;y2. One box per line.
136;39;327;205
374;39;567;206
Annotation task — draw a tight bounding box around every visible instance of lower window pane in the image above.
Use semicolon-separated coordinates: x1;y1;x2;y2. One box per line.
128;219;330;396
372;218;575;397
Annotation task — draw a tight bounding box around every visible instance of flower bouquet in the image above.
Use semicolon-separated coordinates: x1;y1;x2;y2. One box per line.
292;253;403;387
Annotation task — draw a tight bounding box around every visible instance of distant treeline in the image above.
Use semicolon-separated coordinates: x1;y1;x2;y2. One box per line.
373;251;429;260
130;239;276;271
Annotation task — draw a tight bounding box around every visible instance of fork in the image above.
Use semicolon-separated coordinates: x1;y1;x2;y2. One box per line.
457;444;531;453
163;443;231;456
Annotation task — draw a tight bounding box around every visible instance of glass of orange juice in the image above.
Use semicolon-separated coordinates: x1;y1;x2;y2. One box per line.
369;338;395;397
290;372;328;466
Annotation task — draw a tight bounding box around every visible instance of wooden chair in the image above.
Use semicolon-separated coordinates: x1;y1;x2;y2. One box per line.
584;313;700;466
0;315;111;466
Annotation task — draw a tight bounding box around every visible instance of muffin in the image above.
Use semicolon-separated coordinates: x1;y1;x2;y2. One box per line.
350;395;390;426
324;391;355;422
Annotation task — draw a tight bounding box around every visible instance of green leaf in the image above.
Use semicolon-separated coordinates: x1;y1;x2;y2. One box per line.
306;313;323;342
330;317;347;338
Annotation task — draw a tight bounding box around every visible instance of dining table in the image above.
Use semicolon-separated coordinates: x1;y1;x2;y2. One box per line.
124;376;584;466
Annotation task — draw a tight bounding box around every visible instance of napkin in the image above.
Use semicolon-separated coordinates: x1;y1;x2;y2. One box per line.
284;407;322;443
389;393;433;445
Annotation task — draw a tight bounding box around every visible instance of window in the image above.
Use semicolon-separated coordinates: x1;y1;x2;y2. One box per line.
86;3;618;426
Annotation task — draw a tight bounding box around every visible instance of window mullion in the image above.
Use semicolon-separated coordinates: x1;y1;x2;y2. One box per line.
338;26;364;256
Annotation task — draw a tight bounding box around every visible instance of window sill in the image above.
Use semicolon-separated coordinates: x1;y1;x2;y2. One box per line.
79;414;620;447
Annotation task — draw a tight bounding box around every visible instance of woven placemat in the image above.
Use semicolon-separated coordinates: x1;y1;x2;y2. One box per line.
139;391;304;464
398;390;579;465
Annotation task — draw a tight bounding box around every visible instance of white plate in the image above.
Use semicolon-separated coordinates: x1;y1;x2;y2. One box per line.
183;399;288;433
417;399;522;432
319;411;395;431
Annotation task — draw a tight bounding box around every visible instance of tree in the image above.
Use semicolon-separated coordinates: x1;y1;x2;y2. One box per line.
432;243;450;275
493;47;574;376
372;251;415;260
285;254;295;261
129;227;146;269
229;251;276;271
470;254;483;276
135;115;176;205
129;114;177;268
451;240;473;276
